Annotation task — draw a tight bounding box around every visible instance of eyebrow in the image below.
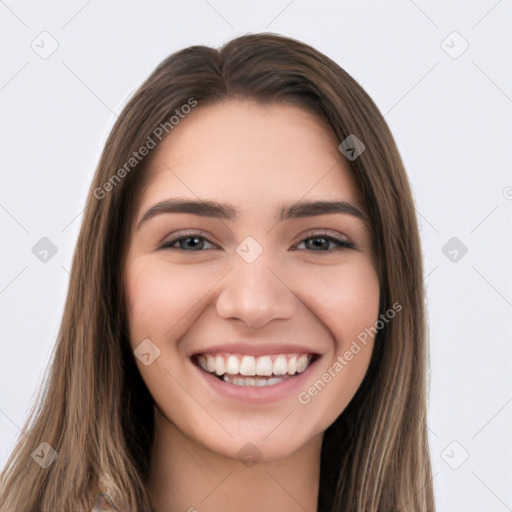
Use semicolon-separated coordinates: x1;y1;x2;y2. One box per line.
137;198;367;230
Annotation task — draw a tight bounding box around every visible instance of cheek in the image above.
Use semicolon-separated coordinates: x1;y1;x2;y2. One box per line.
312;258;380;342
124;256;212;344
293;258;380;428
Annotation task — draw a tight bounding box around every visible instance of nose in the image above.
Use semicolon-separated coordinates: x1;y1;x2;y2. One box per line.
215;256;297;329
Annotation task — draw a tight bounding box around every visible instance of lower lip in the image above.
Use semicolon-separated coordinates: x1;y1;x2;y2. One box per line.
193;358;319;404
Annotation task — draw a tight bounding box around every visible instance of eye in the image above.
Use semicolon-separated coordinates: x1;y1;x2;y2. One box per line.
295;233;355;251
159;231;355;252
160;234;216;251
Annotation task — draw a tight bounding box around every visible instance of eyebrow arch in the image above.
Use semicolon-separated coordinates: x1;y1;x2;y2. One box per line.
137;198;367;230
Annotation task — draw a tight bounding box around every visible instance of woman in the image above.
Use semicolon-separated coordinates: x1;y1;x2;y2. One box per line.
0;33;435;511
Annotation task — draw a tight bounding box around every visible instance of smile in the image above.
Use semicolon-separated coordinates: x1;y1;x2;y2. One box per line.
193;353;314;387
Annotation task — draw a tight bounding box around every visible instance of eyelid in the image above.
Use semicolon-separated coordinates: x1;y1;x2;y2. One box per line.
292;229;355;249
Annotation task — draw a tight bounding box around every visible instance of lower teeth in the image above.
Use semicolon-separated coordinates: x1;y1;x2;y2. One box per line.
221;374;289;386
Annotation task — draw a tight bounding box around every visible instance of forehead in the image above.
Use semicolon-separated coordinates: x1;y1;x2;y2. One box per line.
137;99;361;213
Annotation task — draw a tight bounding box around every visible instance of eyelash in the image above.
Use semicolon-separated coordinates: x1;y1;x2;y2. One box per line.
159;231;355;252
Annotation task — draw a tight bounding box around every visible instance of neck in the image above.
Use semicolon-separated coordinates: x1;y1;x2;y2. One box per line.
147;407;323;512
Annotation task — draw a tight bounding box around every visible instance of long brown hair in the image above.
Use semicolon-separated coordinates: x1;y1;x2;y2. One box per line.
0;33;435;511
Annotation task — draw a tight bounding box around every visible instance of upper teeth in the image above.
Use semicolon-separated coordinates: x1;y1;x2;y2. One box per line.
196;353;311;377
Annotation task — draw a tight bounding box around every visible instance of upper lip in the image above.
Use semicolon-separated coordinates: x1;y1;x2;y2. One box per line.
191;343;320;357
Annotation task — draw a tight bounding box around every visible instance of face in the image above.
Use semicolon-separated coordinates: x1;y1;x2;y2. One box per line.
123;99;380;463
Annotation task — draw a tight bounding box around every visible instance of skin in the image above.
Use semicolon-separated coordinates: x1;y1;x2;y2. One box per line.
123;99;380;512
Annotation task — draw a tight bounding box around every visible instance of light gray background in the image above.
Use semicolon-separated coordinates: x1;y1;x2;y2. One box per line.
1;1;511;510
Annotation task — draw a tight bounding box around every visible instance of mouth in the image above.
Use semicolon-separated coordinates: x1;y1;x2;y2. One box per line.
192;352;318;387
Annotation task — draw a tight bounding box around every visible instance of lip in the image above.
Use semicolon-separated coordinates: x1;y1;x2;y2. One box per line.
191;343;318;357
191;352;320;404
